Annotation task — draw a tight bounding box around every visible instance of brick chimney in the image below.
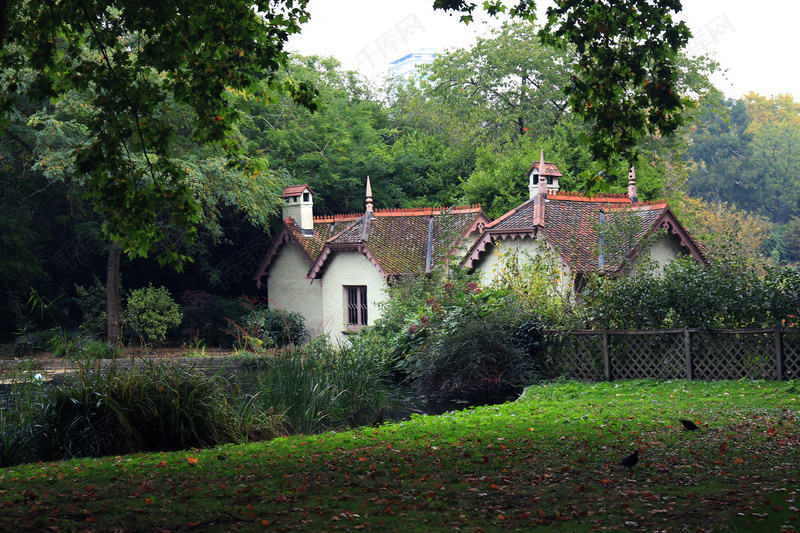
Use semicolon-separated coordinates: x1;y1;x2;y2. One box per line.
532;150;546;226
628;166;638;203
281;184;314;234
528;151;561;198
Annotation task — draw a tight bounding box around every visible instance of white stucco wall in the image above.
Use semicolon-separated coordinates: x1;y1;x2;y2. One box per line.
636;233;684;275
321;251;389;344
451;228;484;261
473;237;551;286
266;242;323;337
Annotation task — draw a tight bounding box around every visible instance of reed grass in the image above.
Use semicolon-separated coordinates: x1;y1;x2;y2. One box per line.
252;337;396;434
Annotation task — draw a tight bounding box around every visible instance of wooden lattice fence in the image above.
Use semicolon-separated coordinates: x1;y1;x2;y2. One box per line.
546;327;800;381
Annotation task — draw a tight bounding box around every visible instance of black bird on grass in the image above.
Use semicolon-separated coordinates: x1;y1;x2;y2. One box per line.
620;450;639;469
679;419;699;431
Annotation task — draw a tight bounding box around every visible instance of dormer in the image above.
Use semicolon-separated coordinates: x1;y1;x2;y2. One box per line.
281;184;314;234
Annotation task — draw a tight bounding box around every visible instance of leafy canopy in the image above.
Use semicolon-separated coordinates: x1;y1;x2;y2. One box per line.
1;1;316;267
433;1;692;164
540;0;691;163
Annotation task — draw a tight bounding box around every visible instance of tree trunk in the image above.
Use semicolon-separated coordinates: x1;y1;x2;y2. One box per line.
106;241;122;345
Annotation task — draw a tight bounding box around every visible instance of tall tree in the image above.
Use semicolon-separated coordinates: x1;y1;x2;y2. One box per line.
242;55;393;215
743;93;800;225
677;196;774;265
2;2;315;342
539;0;692;164
688;93;800;225
421;21;573;143
686;95;752;202
1;1;316;269
25;75;288;342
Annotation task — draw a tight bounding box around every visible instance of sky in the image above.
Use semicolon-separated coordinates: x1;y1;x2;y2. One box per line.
288;0;797;100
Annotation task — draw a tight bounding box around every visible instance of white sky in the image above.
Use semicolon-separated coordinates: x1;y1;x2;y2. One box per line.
288;0;797;100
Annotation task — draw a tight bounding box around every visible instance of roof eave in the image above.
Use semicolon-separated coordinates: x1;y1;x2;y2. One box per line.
254;224;317;288
463;226;540;271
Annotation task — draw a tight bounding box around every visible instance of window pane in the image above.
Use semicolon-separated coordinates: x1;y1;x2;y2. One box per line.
347;287;358;324
345;286;368;326
359;286;368;324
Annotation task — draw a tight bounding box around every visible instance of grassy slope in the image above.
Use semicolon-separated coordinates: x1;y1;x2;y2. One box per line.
0;379;798;532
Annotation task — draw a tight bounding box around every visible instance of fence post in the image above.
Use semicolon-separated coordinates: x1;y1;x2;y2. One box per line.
603;330;611;380
775;326;784;381
684;327;693;380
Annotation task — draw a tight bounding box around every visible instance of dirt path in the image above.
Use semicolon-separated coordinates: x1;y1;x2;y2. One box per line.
0;347;242;383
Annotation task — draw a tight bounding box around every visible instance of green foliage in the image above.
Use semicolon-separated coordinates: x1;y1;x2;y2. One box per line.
79;340;119;360
177;292;261;347
2;1;316;266
44;329;80;358
785;217;800;262
400;289;535;399
0;360;292;465
223;297;307;351
372;269;547;399
124;284;182;346
12;329;73;356
488;244;585;328
541;0;692;163
252;337;396;434
763;266;800;325
36;364;263;459
584;254;800;329
676;196;774;263
74;276;110;337
687;93;800;226
0;361;46;466
422;21;573;144
242;56;392;215
461;137;539;219
386;130;473;207
246;308;307;348
179;290;221;344
686;95;752;207
0;210;46;341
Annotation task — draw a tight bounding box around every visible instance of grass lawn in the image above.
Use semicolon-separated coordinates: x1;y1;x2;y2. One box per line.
0;379;798;532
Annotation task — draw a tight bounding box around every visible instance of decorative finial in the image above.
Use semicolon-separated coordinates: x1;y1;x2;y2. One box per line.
366;176;374;217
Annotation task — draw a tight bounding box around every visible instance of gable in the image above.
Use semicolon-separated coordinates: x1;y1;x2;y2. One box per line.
253;215;361;287
308;206;488;281
464;192;703;276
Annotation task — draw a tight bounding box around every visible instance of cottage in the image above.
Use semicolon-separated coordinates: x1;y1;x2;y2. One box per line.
253;179;488;343
255;153;703;342
464;151;705;288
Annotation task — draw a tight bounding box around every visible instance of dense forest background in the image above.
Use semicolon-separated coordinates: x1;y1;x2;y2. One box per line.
2;21;798;342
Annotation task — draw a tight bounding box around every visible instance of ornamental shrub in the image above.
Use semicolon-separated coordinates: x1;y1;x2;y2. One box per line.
583;252;800;330
74;276;110;337
223;297;307;350
373;267;551;400
398;280;543;399
124;284;182;345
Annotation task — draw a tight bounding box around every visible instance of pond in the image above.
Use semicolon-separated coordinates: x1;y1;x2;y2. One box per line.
386;387;520;422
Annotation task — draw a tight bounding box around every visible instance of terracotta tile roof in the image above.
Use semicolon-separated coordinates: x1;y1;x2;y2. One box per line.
285;218;343;261
544;195;669;272
526;161;562;178
486;198;537;231
253;213;362;286
324;206;486;277
466;191;691;273
280;184;314;198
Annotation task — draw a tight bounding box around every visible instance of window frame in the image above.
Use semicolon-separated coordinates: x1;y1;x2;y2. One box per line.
344;285;368;333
